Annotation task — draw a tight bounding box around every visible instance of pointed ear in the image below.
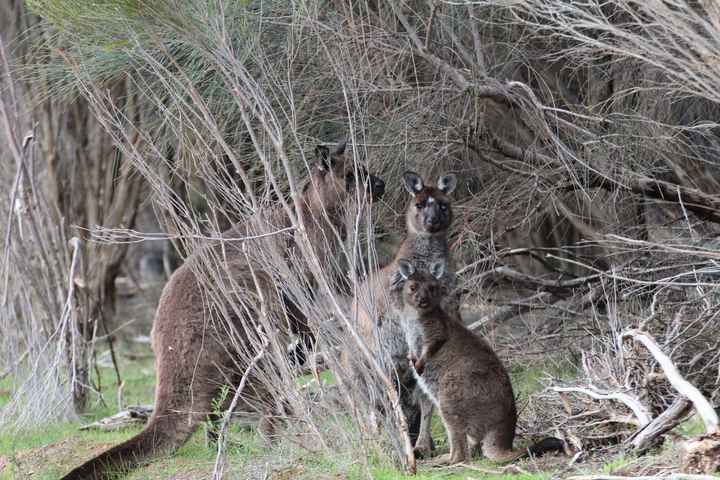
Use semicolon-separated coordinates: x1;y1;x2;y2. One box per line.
398;259;416;280
315;145;332;171
429;261;445;280
403;171;424;194
437;174;457;195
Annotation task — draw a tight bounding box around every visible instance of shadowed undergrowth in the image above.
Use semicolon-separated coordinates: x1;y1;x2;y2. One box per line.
0;341;698;480
0;343;569;479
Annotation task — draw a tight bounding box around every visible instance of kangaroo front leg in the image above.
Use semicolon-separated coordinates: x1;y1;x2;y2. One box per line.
413;392;435;458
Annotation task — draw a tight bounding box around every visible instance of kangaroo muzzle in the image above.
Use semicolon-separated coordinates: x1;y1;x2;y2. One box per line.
424;204;445;230
368;174;385;201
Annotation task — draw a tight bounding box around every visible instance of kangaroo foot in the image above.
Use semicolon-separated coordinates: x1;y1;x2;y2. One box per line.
428;453;453;466
429;452;468;466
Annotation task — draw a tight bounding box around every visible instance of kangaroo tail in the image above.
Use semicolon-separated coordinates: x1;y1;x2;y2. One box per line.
60;411;197;480
526;437;566;458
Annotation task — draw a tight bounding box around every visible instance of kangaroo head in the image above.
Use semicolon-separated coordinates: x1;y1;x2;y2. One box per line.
307;141;385;212
397;259;447;313
402;171;456;235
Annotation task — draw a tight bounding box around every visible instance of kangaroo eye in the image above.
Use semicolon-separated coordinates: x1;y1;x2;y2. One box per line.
416;201;426;209
440;203;447;211
409;284;417;292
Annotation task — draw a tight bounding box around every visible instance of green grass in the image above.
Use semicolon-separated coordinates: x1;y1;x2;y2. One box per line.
601;455;632;474
297;369;336;387
677;415;707;437
0;350;158;480
0;376;15;410
370;467;549;480
1;351;695;480
510;359;577;402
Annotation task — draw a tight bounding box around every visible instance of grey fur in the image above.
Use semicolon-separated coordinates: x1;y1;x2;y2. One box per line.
351;172;460;457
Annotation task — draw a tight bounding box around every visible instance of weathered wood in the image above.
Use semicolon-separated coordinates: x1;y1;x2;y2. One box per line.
78;405;153;431
622;329;719;434
630;397;692;452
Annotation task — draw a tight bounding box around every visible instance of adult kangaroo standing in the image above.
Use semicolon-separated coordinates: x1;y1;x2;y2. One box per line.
61;142;385;480
351;170;458;456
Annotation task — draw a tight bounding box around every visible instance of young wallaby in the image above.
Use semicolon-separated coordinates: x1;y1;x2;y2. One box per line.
396;259;564;465
60;142;385;480
350;170;458;455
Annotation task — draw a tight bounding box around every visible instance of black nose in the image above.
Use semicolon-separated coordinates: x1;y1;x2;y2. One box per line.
369;175;385;199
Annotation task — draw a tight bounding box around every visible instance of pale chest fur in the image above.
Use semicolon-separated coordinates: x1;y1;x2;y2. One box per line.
399;307;442;406
400;307;424;359
377;307;410;367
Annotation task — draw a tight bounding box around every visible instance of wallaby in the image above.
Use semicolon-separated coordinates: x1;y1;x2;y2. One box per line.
350;170;458;456
60;142;385;480
396;259;565;465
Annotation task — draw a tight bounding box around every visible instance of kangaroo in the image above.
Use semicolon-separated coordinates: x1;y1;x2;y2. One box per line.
350;171;458;456
396;259;565;465
60;142;385;480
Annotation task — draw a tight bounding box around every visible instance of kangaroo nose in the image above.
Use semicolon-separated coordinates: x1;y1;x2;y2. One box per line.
426;216;441;227
370;176;385;199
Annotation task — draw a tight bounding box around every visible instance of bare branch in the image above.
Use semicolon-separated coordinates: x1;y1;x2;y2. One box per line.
621;329;719;434
552;385;653;427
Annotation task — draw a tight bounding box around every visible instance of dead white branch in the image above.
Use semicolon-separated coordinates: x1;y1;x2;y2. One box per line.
621;329;719;434
630;398;692;452
552;385;652;427
78;405;153;431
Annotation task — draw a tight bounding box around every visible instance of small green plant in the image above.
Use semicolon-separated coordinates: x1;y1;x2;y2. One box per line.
678;415;706;438
601;455;632;474
206;383;231;438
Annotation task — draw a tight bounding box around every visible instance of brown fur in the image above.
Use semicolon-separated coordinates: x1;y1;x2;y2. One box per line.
60;142;385;480
347;171;457;455
397;260;563;465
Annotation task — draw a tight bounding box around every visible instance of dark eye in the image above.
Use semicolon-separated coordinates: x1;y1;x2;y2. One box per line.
440;203;448;211
416;201;426;209
409;283;417;292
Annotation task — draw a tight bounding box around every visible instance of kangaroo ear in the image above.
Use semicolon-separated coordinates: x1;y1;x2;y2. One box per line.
315;145;333;171
403;171;424;194
437;174;457;195
398;259;416;280
429;261;446;280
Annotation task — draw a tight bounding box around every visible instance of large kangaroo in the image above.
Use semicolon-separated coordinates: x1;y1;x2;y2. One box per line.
351;171;458;456
61;142;385;480
396;259;564;465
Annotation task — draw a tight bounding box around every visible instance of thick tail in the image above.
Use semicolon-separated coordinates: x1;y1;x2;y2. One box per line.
60;412;196;480
526;437;566;458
